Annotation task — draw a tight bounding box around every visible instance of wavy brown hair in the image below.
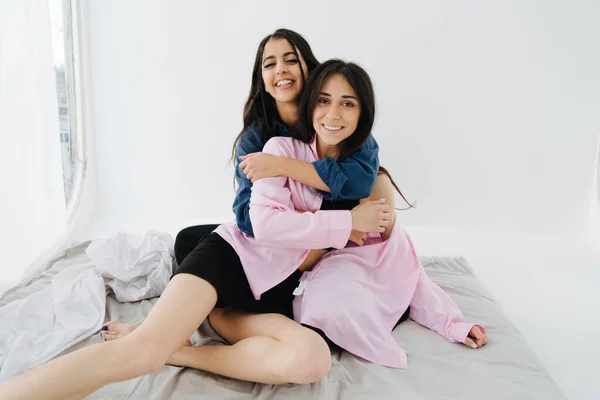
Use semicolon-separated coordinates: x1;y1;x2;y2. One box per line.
230;29;319;164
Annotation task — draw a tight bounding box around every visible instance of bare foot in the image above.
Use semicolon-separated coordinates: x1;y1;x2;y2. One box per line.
100;321;193;346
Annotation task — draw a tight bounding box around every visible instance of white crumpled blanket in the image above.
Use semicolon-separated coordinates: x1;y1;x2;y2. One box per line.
86;231;174;302
0;230;174;382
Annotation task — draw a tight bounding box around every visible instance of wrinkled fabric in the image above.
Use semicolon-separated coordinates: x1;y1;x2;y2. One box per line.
293;219;475;368
0;231;174;382
1;249;566;399
86;230;174;302
0;265;105;382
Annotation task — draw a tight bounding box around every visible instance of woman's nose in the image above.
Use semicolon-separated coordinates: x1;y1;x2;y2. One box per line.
326;107;341;120
276;62;288;75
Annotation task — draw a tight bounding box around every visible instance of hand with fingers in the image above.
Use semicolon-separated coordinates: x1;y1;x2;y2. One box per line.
349;230;368;246
239;152;281;182
464;325;488;349
350;198;390;233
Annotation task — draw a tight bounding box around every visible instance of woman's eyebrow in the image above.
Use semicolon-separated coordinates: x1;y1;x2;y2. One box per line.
263;52;296;63
320;92;358;101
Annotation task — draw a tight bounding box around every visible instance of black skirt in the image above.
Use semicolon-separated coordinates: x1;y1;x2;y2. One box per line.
173;232;302;319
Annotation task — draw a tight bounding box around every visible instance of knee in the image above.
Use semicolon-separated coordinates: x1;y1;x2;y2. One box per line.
297;331;332;383
307;331;333;377
279;330;332;384
125;336;169;375
303;343;332;383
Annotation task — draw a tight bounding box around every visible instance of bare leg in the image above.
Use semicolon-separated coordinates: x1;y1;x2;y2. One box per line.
0;274;217;400
174;308;331;384
100;321;192;346
361;173;397;241
100;308;331;385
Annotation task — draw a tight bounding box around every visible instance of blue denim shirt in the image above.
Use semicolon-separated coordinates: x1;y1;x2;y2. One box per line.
233;119;379;236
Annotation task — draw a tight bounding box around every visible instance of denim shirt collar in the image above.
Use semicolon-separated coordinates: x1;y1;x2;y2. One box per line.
270;117;290;138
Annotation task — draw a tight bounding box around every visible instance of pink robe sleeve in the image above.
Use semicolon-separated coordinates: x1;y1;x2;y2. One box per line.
249;138;353;250
408;269;475;344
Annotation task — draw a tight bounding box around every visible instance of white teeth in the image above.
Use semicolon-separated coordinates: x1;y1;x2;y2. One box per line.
324;124;342;131
276;80;293;87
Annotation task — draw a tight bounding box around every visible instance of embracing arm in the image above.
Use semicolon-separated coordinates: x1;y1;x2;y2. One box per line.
249;138;353;250
241;134;380;199
277;158;329;192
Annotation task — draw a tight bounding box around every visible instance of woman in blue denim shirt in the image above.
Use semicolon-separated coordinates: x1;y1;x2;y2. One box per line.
162;30;413;380
175;28;381;262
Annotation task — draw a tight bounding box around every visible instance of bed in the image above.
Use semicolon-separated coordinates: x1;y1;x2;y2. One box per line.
0;241;566;399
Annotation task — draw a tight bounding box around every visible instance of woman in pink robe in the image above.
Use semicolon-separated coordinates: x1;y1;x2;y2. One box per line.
238;59;488;368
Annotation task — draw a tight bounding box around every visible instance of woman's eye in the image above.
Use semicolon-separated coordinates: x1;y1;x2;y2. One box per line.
263;63;274;69
343;102;355;107
317;98;328;104
286;59;299;64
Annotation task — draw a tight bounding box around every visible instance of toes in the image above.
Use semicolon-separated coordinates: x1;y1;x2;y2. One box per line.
99;321;137;342
104;321;119;331
100;331;121;341
99;321;121;341
104;321;129;334
104;333;121;341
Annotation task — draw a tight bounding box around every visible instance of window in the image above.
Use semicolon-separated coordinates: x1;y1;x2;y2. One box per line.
49;0;78;206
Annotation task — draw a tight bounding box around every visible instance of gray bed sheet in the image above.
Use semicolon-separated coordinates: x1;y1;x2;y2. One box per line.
2;243;565;399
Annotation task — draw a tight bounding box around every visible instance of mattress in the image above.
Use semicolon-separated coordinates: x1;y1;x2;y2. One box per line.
0;243;566;399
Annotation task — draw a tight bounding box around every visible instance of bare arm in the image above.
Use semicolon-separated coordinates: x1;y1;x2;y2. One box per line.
240;153;330;192
278;157;330;192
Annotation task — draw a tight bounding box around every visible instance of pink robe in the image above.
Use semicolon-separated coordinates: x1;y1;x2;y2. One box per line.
216;136;476;368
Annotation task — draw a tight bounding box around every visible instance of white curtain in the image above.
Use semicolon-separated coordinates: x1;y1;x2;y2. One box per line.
0;0;67;284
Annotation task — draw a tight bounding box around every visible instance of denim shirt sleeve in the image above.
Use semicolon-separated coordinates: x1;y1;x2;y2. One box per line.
232;126;264;236
312;134;380;200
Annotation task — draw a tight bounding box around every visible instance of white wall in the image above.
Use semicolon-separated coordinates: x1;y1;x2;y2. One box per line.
69;1;600;398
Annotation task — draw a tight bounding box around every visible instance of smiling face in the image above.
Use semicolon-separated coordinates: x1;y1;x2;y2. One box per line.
261;38;309;106
312;73;361;152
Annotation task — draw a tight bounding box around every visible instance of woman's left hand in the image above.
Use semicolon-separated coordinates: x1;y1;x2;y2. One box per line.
239;152;282;182
464;325;488;349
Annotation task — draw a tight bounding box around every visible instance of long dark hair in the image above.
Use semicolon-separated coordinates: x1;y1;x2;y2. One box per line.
230;29;319;164
295;59;414;209
378;166;416;209
294;59;375;161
